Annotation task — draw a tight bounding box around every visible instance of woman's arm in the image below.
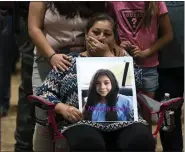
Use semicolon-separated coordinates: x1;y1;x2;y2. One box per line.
36;68;83;122
28;2;54;58
36;69;63;103
28;2;72;71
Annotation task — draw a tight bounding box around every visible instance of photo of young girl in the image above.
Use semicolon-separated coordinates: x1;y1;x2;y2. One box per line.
76;57;138;122
82;69;134;122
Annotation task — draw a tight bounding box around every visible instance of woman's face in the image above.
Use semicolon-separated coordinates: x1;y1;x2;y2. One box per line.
87;20;115;49
96;75;112;97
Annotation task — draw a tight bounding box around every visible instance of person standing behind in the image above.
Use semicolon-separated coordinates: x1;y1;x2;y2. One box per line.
28;2;106;94
13;2;35;152
155;2;184;152
107;2;173;98
0;2;14;117
107;2;173;124
28;2;106;151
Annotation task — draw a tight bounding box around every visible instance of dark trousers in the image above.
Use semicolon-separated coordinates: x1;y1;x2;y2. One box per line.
0;15;13;115
155;67;184;152
63;123;156;152
14;16;35;152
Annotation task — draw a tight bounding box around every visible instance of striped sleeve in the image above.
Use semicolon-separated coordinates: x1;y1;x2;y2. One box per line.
36;69;65;104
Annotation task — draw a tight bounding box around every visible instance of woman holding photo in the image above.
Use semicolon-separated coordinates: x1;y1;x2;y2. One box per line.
35;13;155;151
83;69;133;122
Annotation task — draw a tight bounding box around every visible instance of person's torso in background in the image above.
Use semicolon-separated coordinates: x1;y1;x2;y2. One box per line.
0;2;14;36
0;2;13;16
158;1;184;68
108;1;168;67
34;7;88;55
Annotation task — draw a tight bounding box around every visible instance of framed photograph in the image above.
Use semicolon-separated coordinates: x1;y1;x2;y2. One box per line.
76;57;138;122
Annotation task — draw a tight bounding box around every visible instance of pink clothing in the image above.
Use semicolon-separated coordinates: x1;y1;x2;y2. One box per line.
107;2;168;67
34;7;88;55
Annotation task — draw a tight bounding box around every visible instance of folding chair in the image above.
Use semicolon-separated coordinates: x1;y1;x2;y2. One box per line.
28;90;183;152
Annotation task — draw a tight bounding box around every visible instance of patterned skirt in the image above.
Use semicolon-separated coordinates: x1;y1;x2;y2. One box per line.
58;117;148;133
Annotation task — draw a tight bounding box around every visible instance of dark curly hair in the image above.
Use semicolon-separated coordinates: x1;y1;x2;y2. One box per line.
47;2;106;19
84;69;119;121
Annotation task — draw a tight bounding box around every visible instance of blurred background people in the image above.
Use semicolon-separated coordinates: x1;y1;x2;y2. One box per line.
0;2;14;117
12;2;35;152
155;1;184;152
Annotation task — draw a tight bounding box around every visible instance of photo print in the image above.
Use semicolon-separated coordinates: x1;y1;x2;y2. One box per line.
76;57;138;122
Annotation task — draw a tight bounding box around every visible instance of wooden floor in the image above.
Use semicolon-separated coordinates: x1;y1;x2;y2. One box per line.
0;65;184;152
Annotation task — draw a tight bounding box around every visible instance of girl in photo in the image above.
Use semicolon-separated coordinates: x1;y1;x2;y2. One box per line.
83;69;133;122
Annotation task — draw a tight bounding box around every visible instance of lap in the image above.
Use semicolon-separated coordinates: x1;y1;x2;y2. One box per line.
63;125;106;151
117;123;153;139
63;123;155;151
33;123;154;151
116;123;155;151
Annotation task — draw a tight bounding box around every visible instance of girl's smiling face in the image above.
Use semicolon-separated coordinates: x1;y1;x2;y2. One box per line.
96;75;112;97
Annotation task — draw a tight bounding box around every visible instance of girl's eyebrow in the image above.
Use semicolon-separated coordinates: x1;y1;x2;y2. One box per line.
103;80;111;83
96;80;109;83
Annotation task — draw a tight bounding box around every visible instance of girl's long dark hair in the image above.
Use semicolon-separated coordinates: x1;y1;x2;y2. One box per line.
47;2;106;19
84;69;119;121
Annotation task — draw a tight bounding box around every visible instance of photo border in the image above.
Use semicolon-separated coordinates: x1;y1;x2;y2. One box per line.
76;57;138;121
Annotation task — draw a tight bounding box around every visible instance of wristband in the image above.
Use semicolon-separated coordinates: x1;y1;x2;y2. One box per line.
48;53;56;62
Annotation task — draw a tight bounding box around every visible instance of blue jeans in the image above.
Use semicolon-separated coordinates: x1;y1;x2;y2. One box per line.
138;66;159;92
0;15;13;114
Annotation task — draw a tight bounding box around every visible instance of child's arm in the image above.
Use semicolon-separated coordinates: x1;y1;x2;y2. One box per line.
141;13;173;58
131;3;173;59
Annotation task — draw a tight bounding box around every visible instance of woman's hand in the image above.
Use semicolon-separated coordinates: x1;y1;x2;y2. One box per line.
55;103;83;123
49;54;72;72
86;36;113;56
28;2;73;70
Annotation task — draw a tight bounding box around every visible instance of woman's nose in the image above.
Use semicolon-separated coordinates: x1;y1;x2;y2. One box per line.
97;33;105;42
